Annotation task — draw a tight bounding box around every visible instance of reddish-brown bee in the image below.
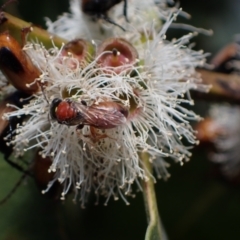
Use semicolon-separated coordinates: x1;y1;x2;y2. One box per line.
81;0;128;30
50;98;128;141
50;98;128;128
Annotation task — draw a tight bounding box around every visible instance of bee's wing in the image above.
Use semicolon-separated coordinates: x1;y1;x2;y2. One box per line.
83;104;127;129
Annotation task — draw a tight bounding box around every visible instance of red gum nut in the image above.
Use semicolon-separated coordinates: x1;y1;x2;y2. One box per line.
56;101;77;122
0;32;40;94
195;118;223;143
60;39;94;69
32;153;54;190
32;151;64;199
97;38;138;74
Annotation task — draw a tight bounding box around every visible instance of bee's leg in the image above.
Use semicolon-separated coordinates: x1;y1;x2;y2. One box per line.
89;126;109;143
123;0;129;22
76;124;84;130
76;124;84;137
99;14;125;31
81;126;115;143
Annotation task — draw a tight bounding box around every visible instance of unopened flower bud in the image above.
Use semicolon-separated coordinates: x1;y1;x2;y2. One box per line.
211;42;240;73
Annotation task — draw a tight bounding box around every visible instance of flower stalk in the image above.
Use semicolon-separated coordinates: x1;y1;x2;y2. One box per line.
0;12;66;48
141;152;163;240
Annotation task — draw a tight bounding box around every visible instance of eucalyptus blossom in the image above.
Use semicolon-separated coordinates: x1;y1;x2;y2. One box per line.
1;3;208;206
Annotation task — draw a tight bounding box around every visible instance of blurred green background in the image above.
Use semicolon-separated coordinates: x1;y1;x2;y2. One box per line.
1;0;240;239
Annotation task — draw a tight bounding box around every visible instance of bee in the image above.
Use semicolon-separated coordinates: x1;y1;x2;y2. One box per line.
50;98;129;141
81;0;128;31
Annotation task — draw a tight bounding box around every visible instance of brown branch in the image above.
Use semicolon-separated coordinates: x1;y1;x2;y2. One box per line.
194;69;240;103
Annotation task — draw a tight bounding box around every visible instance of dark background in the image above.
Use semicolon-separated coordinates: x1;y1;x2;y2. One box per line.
0;0;240;239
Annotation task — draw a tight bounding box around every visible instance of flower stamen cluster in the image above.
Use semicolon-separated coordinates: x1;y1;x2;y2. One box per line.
1;1;209;205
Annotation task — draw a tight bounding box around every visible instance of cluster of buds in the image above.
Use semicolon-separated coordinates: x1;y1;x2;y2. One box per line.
0;0;208;205
196;38;240;182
